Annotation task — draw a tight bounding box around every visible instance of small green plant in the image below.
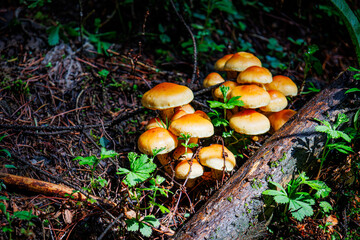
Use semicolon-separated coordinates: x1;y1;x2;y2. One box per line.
125;215;160;238
98;69;110;86
315;113;353;178
178;133;199;153
207;85;244;128
0;195;38;239
262;172;332;221
73;147;118;191
117;152;157;187
117;149;170;237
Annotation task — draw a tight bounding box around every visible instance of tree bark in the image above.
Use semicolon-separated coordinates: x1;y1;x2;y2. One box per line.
174;71;359;240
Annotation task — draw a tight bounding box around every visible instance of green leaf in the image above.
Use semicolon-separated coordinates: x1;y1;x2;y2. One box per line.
212;118;229;127
126;218;139;232
143;215;160;228
13;211;37;221
100;148;118;159
319;201;333;213
208;100;224;109
139;222;152;237
0;202;7;213
73;156;97;167
345;88;360;94
4;164;16;169
289;199;314;221
48;25;60;46
117;152;157;187
304;180;331;198
1;226;13;233
327;143;354;154
329;0;360;65
273;195;290;204
262;189;286;197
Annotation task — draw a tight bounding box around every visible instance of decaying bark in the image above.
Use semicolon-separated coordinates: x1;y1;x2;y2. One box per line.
174;71;360;240
0;173;116;207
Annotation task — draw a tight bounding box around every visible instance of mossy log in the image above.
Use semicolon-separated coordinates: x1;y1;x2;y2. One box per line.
174;71;359;240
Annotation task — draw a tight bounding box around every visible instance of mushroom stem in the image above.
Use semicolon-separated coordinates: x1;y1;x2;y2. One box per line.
157;153;173;175
160;108;174;123
211;168;224;180
184;178;196;188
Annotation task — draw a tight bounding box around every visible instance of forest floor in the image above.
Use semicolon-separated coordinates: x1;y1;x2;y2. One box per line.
0;1;359;239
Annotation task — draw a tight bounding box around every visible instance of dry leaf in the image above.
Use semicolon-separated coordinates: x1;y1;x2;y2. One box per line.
63;209;73;224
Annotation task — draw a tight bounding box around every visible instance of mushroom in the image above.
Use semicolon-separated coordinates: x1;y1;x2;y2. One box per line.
137;127;178;174
229;109;270;135
213;81;238;101
175;159;204;187
264;75;298;97
194;110;211;121
237;66;272;86
214;54;234;71
169;113;214;138
171;110;188;121
203;72;225;88
259;90;288;113
223;52;262;79
145;117;166;130
174;103;195;114
268;109;297;132
141;82;194;121
230;84;270;109
198;144;236;179
173;145;194;161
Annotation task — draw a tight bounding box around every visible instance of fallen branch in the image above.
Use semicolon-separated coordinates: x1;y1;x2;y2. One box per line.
0;173;116;208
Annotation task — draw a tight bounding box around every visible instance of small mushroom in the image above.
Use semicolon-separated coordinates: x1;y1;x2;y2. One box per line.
141;82;194;121
229;109;270;135
230;84;270;109
264;75;298;97
268;109;297;132
259;90;288;113
175;159;203;187
198;144;236;179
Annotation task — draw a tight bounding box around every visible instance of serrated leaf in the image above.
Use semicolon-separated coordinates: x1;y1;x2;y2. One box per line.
118;152;157;187
274;195;290;204
208;100;225;109
126;218;139;231
319;201;333;213
139;222;152;237
100;148;118;159
315;125;331;133
143;215;160;228
289;199;314;221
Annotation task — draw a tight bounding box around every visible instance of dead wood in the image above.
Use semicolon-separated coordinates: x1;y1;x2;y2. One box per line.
0;172;116;207
174;71;360;240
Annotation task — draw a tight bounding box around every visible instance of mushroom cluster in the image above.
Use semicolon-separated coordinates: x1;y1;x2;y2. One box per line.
206;51;298;135
138;82;236;187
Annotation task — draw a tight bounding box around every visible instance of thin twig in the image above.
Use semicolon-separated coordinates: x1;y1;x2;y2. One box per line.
169;0;198;85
